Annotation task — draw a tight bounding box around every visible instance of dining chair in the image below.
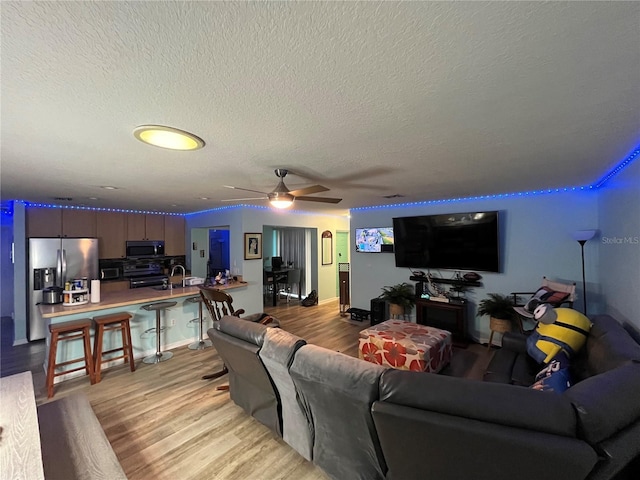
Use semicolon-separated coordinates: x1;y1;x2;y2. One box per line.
199;286;278;384
279;269;301;303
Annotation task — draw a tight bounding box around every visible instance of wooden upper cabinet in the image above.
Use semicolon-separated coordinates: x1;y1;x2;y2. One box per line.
126;213;165;240
96;211;126;258
26;208;96;237
26;207;62;237
164;215;186;256
145;214;165;240
61;209;96;237
126;214;146;240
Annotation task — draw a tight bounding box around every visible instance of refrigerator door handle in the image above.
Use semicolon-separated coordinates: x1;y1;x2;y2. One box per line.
56;249;63;287
62;249;67;284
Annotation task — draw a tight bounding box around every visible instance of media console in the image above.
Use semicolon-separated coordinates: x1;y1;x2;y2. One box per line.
415;298;468;347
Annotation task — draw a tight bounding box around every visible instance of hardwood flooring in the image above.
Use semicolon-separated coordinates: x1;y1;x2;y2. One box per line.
1;299;494;480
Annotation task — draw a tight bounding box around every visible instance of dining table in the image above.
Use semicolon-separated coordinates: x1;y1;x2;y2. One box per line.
264;268;292;306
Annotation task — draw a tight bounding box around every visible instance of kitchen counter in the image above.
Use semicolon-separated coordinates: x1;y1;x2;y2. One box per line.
39;281;257;385
39;281;249;318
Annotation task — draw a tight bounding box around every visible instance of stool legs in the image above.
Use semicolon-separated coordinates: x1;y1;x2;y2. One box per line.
188;300;212;350
143;309;173;364
47;321;95;398
93;313;135;383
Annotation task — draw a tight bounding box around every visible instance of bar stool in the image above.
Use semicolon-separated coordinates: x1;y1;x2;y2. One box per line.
93;312;135;382
187;296;212;350
141;301;177;364
47;319;96;398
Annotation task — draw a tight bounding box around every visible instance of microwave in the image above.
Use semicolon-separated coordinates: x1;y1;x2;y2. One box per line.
126;240;165;259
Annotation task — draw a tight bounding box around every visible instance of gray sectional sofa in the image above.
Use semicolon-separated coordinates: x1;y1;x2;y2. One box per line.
207;314;640;480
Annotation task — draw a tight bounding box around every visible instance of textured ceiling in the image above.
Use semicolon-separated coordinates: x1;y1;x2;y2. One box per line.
2;1;639;214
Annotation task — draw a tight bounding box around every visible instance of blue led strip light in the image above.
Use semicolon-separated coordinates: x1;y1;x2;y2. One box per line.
592;146;640;189
17;201;182;216
352;143;640;212
350;186;594;211
12;143;639;215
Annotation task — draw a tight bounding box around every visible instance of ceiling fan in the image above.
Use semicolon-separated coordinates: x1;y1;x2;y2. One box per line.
223;169;342;209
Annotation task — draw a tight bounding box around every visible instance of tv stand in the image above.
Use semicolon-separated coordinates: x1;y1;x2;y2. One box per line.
415;298;468;347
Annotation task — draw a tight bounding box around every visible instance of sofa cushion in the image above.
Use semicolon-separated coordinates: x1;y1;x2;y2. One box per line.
572;315;640;381
218;315;268;346
380;369;577;437
258;328;311;460
290;345;387;480
564;363;640;445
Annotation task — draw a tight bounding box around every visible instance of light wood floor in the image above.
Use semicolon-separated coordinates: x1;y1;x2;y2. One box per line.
2;299;494;480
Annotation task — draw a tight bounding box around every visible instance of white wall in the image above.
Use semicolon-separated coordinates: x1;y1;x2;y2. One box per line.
349;191;599;343
598;158;640;328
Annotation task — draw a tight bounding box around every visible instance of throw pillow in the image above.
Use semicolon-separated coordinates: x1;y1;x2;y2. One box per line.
530;368;572;393
526;308;592;364
521;287;571;317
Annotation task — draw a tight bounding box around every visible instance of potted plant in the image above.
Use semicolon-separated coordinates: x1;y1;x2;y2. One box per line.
380;282;416;317
477;293;519;341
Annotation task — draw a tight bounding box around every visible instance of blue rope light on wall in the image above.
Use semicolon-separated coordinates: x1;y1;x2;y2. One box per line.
16;200;182;216
591;146;640;189
12;143;639;215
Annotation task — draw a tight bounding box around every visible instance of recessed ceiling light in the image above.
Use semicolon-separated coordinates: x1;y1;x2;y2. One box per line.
133;125;205;151
101;186;118;190
88;197;99;200
198;197;210;200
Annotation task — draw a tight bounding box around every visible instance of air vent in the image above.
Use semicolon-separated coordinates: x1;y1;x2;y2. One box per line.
382;194;405;199
53;197;73;201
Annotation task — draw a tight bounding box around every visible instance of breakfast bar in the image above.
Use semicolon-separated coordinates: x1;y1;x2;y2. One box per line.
39;281;257;384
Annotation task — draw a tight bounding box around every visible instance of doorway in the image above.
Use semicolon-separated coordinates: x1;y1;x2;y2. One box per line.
209;229;230;277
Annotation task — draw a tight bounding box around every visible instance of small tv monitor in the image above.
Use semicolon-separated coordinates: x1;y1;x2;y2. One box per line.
271;256;283;269
355;227;394;253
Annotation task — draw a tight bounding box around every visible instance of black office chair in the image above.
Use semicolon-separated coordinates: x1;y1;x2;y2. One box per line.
279;269;301;303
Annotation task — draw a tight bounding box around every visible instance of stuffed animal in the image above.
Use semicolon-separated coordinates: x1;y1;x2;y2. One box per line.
526;305;592;364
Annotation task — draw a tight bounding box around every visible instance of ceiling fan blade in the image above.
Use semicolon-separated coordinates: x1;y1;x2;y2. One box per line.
296;196;342;204
288;185;330;196
220;197;266;202
223;185;269;195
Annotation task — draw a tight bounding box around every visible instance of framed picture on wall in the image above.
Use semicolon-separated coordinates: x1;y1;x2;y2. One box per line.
244;233;262;260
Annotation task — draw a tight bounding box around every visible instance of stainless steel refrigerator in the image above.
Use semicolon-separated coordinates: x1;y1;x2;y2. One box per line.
28;237;99;341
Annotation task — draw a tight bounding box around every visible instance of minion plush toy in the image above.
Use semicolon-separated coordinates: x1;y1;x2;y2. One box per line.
526;305;592;365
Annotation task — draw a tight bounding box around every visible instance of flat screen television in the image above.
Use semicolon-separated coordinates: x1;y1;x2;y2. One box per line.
355;227;394;253
393;211;500;272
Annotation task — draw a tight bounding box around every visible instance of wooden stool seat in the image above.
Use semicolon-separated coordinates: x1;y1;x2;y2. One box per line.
47;319;96;398
93;312;135;383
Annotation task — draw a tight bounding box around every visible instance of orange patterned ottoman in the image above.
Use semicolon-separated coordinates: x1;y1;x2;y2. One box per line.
358;319;453;373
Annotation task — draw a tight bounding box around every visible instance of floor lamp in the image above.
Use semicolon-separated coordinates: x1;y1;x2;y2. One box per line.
572;229;597;316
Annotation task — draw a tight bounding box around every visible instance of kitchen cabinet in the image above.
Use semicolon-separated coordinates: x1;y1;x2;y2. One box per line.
26;208;62;237
126;213;165;241
164;216;186;255
96;211;126;258
61;209;96;237
26;208;96;238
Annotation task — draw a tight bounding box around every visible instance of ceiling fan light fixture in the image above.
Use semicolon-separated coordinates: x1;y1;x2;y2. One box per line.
268;192;294;209
133;125;205;151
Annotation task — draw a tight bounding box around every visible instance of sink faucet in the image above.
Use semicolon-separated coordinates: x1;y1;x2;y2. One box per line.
170;265;186;288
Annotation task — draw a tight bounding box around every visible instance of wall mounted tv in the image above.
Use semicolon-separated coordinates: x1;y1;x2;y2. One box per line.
393;211;500;272
355;227;395;253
